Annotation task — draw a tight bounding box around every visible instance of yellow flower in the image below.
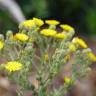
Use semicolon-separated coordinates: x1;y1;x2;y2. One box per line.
40;29;57;37
64;54;70;63
44;54;49;61
20;20;35;29
15;33;29;41
69;43;76;52
60;24;74;32
64;77;71;84
5;61;23;72
72;37;88;48
0;41;4;50
33;17;44;27
45;20;60;25
54;33;65;39
87;52;96;62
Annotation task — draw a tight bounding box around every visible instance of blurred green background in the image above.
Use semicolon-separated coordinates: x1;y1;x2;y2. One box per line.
0;0;96;37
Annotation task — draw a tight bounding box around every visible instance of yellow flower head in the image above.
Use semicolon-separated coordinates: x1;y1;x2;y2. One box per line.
40;29;57;37
64;54;70;63
20;20;35;29
69;43;76;52
5;61;23;72
45;20;60;25
72;37;88;48
64;77;71;84
44;53;49;61
87;52;96;62
0;41;4;50
33;17;44;27
15;33;29;41
54;33;65;39
60;24;74;32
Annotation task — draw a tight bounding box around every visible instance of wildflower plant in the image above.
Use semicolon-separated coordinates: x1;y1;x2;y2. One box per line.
0;18;96;96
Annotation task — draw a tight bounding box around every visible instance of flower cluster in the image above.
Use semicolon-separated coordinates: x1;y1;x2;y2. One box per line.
5;61;23;72
0;17;96;96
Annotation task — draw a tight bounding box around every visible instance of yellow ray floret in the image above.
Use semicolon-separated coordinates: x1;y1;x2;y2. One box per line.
64;76;71;84
72;37;88;48
60;24;74;32
45;20;60;25
33;17;44;27
15;33;29;41
40;29;57;37
5;61;23;72
87;52;96;62
0;41;4;50
20;20;35;29
54;33;65;39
